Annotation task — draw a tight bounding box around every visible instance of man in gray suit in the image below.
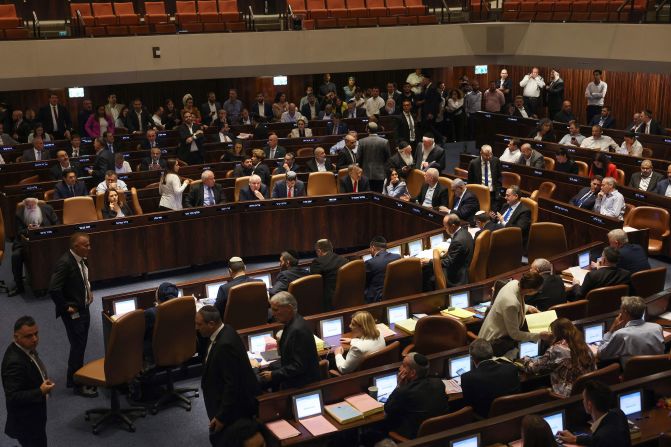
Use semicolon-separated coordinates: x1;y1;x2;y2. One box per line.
517;143;545;169
357;122;390;193
22;136;50;161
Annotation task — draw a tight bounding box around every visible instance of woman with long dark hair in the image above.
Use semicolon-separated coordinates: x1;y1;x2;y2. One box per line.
158;159;190;211
521;414;558;447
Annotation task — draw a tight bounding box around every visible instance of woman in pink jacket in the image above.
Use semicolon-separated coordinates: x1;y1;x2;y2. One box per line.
85;105;115;138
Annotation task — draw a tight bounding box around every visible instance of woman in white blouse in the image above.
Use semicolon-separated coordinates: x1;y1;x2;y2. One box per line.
334;311;386;374
500;138;521;162
616;132;643;157
158;159;190;211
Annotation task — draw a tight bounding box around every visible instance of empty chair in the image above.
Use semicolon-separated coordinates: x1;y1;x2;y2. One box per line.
144;1;171;23
517;0;537;20
590;0;609;20
381;258;422;300
269;173;285;194
437;176;453;208
625;206;670;255
468;229;491;283
63;197;98;225
502;171;521;188
631;267;666;298
529;181;556;201
346;0;369;17
296;147;315;157
287;0;308;16
70;2;95;25
218;0;243;21
571;363;620;395
570;0;590;21
501;0;521;20
543;156;555;170
465;183;491;212
401;316;468;356
198;0;221;22
92;2;118;25
454;167;468;178
114;2;141;24
287;274;324;316
367;0;389;16
534;0;553;20
223;282;269;329
390;406;476;443
307;172;337;196
129;187;143;215
489;388;554;417
18;175;39;185
332;260;365;310
386;0;408;15
527;222;567;263
405;168;425;198
486;227;523;277
176;0;202;32
622;354;671;381
575;160;588;176
0;4;22;28
306;0;329;17
405;0;428;15
585;284;628;316
552;0;571;21
615;168;626;185
549;300;587;321
326;0;348;16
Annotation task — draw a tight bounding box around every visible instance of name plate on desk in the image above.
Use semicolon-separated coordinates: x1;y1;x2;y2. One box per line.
75;223;96;231
23;185;40;191
247;202;264;209
1;146;13;152
120;135;130;141
34;228;57;237
506;117;518;122
501;163;512;169
327;197;341;203
633;192;646;200
664;138;671;144
533;170;543;176
113;219;131;226
76;156;91;163
483;113;492;119
395;202;405;208
349;195;367;201
590;216;605;225
565;147;577;154
372;196;381;202
157;132;167;137
568;176;581;183
183;210;202;217
300;199;313;205
410;207;422;215
118;175;129;180
33;162;49;168
274;201;288;207
534;143;543;149
149;215;168;222
553;204;569;214
44;143;54;148
301;138;316;143
218;206;233;213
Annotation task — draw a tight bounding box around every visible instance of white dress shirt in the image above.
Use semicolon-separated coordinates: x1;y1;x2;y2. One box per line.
335;335;386;374
422;185;436;207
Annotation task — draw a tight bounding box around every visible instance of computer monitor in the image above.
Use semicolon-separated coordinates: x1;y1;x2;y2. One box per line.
112;298;137;317
206;281;227;299
448;354;472;378
362;253;372;262
251;273;272;289
578;251;591;269
542;410;565;435
618;390;643;417
248;332;273;353
408;239;423;256
519;340;540;359
386;303;409;325
177;288;184;297
374;372;398;403
292;390;323;421
583;322;605;345
319;316;344;339
450;434;480;447
430;233;445;248
449;291;470;309
388;246;402;256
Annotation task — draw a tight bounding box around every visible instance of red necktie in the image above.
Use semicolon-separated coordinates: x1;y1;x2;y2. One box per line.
353;181;358;193
288;188;292;198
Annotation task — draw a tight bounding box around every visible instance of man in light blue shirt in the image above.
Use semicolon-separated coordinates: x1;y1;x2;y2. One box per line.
593;176;625;220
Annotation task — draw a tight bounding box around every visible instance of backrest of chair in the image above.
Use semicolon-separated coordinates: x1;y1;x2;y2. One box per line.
368;0;385;7
628;206;670;240
527;222;567;263
469;229;491;283
63;196;98;225
347;0;366;7
94;192;105;220
18;175;39;185
543;157;555;171
537;181;556;199
223;282;269;328
319;359;330;380
218;0;239;11
0;208;5;259
307;171;337;196
622;354;671;381
307;0;326;8
153;297;197;366
295;147;313;157
358;341;400;371
616;169;626;185
92;2;114;15
130;187;143;215
454;167;468;179
332;260;365;310
575;160;588;177
549;299;588;321
105;309;145;385
465;183;491;212
641;147;653;158
234;176;250;201
199;0;218;13
176;1;198;13
114;2;136;14
269;173;285;194
70;2;93;17
487;227;522;277
288;274;324;316
520;197;538;224
631;267;666;298
623;203;636;224
327;0;347;8
586;284;628;316
572;363;621;395
145;1;168;14
432;248;446;289
502;171;521;188
287;0;307;11
225;169;234;178
413;316;467;355
405;168;425;198
438;177;452;208
382;258;422;300
417;406;476;437
488;389;553;418
0;4;17;17
44;189;55;201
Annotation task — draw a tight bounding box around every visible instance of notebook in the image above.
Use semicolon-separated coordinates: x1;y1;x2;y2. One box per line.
324;402;363;424
394;318;417;334
525;310;558;333
344;393;384;416
441;308;475;320
376;323;396;338
265;419;301;440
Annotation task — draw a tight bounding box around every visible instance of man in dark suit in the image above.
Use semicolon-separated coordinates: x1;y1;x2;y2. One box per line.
185;170;224;207
397;99;419;146
385;352;450;439
65;133;88;158
143;282;178;362
450;179;480;223
357;122;390;193
655;163;671;197
89;137;114;183
261;292;320;390
251;115;269;140
263;134;286;160
419;75;443;142
249;93;273;121
337;134;358;170
553;100;576;123
310;239;347;311
102;131;120;154
413;134;444;172
196;306;260;445
126;98;154;134
2;316;54;447
340;164;370;193
271;171;305;198
140;147;168;171
50;150;82;180
53;169;88;199
526;258;566;311
343;99;366;119
572;247;631;300
570;176;602;210
436;214;474;287
300;93;321;121
138;128;161;150
387;141;415;179
305;147;334;173
589;106;616;129
637;109;665;135
37;93;72;139
606;229;650;275
559;381;631;447
269;250;309;297
517;143;546;169
512;95;533;118
326;115;348;136
238;175;268;201
364;236;402;303
407;168;448;209
199;92;222;127
214;257;263;317
177;111;205;165
628;159;663;192
461;339;520;418
48;232;98;397
467;145;502;210
275;153;299;175
22;136;50;161
492;185;532;244
474;211;498;240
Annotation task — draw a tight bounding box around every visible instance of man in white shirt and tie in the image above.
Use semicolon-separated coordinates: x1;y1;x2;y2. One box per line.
22;136;48;162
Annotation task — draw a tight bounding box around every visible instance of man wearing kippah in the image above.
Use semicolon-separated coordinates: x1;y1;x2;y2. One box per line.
215;257;262;317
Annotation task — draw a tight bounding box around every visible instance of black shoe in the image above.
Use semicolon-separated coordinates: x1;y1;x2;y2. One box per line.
74;386;98;398
7;287;24;297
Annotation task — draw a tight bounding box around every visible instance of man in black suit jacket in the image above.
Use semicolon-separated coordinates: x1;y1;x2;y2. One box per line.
572;247;631;300
512;96;533;119
437;214;474;287
419;76;443;141
467;145;503;209
474;211;498;240
326;116;348;136
397;99;419;145
22;137;50;161
269;250;309;297
37;94;72;139
50;150;82;180
569;177;602;210
637;109;665;136
589;106;616;129
250;93;273;121
525;258;566;311
559;381;631;447
387;141;415;179
409;168;448;209
305;148;335;173
90;138;115;183
628;159;663;192
450;179;480;223
48;232;97;397
214;257;263;317
195;306;260;444
139;129;161;151
414;134;444;172
336;134;358;170
126;99;154;134
251;115;269;140
607;229;650;275
461;339;520;418
140;147;168;171
343;100;366;119
185;170;224;207
271;171;305;198
53;169;88;199
300;94;321;121
492;185;531;244
2;316;54;447
177;112;205;165
261;292;320;390
340;164;370;193
199;92;222;126
263;134;286;160
238;175;268;201
310;239;348;311
365;236;402;303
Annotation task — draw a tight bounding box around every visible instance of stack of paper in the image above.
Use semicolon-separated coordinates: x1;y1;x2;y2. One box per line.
442;378;462;394
441;308;475;320
345;393;384;416
659;311;671;321
525;310;558;333
314;335;325;351
561;266;589;285
300;415;338;436
324;402;364;424
376;323;396;338
265;419;301;440
394;318;417;334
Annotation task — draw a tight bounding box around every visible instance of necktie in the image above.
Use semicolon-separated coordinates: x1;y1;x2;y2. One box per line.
36;150;41;161
52;106;59;131
69;185;75;196
108;144;114;153
502;206;513;224
80;259;93;304
288;187;293;198
207;187;214;205
646;123;650;134
270;149;275;159
30;350;48;380
353;180;358;193
138;112;143;132
577;191;592;207
72;149;78;157
454;194;462;210
484;161;489;186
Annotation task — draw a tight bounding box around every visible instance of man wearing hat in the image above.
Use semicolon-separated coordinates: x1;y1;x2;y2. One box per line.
364;236;401;303
143;282;179;362
344;98;366;119
269;250;309;297
215;257;262;317
271;171;305;198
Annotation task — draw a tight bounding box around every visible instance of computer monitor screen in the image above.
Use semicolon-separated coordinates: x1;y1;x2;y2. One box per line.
251;273;272;289
474;65;488;75
542;411;564;435
578;251;591;269
619;390;642;416
387;304;409;325
292;390;323;420
374;373;398;403
408;240;423;256
113;298;137;317
206;282;227;299
450;434;480;447
320;317;344;338
449;354;471;378
519;341;540;358
178;288;184;297
449;291;470;309
362;253;372;262
388;246;402;256
248;332;273;353
430;233;445;248
583;323;604;344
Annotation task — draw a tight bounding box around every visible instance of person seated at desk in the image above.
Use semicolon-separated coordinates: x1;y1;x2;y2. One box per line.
414;134;445;172
558;381;632;447
499;138;521;163
449;179;479;223
401;168;448;209
478;272;552;357
423;214;473;289
143;282;178;364
274;152;299;175
522;318;595;398
269;250;308;297
605;229;650;275
102;189;133;219
340;164;370;193
461;339;520;418
474;210;498;239
580;125;617;151
305;147;334;173
23;135;50;161
333;311;386;374
589;106;616;129
220;140;246;163
364;236;401;303
384;352;451;439
238;174;267;201
185;170;223;207
570;247;631;300
272;170;304;198
616;131;643;157
288;118;312;138
517;143;546;169
554;148;579;175
158;159;191;211
140;147;167;171
50;150;82;180
251;149;271;187
263;134;286;160
593;176;625;220
525;258;566;311
53;168;88;199
597;296;664;365
233;157;254;178
386;141;415;179
260;292;320;390
553;100;576;124
139;129;160;150
213;122;235;143
67;133;88;157
629;159;663;192
490;185;532;244
96;170;128;194
569;176;602;210
311;238;348;310
528;118;556;142
558;120;586;147
215;257;262;317
382;168;409;198
521;415;559;447
114;152;132;174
